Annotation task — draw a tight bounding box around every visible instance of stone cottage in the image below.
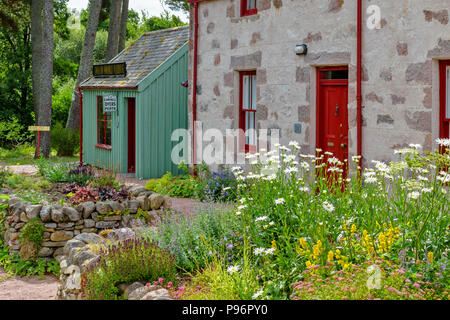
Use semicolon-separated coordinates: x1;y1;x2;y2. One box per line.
186;0;450;168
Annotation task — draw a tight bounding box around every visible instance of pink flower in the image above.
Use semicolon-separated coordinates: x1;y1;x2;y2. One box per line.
413;283;421;288
153;281;158;286
167;282;173;288
145;283;151;287
158;278;164;284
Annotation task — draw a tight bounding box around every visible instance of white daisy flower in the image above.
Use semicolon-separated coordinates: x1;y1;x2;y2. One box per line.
227;265;240;273
252;289;264;300
407;191;420;199
275;198;285;205
255;216;268;222
254;248;266;256
322;201;335;212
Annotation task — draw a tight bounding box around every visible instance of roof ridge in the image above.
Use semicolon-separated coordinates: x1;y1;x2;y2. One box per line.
142;25;189;36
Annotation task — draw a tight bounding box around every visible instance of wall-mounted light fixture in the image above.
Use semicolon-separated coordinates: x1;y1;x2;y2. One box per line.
295;44;308;55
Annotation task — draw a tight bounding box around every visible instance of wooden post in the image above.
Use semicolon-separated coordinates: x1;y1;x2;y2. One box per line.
29;126;50;158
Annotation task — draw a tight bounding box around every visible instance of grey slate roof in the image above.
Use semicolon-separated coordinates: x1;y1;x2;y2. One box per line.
80;26;189;89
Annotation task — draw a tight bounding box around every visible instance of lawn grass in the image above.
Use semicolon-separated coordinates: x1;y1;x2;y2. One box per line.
0;144;78;165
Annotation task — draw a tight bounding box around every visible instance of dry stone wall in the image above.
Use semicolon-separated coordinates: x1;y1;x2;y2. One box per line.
0;186;169;260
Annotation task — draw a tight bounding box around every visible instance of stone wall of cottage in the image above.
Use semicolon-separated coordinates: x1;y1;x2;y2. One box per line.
188;0;450;168
0;186;168;260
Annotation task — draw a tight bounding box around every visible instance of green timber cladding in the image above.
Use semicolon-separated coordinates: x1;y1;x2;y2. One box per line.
79;26;189;179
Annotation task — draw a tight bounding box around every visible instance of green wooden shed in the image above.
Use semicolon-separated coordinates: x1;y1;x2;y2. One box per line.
79;26;189;179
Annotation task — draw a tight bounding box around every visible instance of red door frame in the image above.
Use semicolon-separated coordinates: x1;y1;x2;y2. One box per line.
127;98;136;173
440;60;450;139
316;66;349;160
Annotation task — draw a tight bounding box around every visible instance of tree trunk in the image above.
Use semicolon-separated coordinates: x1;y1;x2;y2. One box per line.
105;0;121;62
118;0;129;53
38;0;54;158
31;0;43;158
66;0;102;131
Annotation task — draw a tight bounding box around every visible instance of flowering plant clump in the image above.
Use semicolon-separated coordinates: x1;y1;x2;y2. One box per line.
290;261;448;300
202;170;238;202
229;139;449;299
81;238;177;300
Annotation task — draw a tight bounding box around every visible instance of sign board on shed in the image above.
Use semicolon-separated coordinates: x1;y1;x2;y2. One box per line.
103;94;117;112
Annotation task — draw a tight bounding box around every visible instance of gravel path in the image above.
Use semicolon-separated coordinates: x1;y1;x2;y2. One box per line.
0;268;59;300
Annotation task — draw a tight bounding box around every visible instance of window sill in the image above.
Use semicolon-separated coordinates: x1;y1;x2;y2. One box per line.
95;144;112;150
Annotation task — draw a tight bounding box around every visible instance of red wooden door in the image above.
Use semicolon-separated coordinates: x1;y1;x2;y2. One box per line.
317;67;349;167
127;98;136;173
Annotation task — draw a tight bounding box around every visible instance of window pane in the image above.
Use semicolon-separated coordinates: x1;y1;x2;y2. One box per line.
243;75;250;109
98;121;105;144
98;96;104;119
106;121;112;146
252;75;257;110
320;70;348;80
446;66;450;119
248;0;256;10
245;112;256;146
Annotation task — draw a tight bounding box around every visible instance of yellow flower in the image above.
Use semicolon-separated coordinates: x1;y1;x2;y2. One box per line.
351;224;357;234
299;238;308;249
327;250;334;261
305;260;312;268
428;251;434;263
271;239;277;250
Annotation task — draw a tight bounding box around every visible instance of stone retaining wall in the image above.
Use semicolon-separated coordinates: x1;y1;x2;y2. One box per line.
0;186;169;260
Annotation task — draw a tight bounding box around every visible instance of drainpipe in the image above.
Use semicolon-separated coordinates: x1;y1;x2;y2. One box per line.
357;0;363;168
192;2;199;168
78;87;83;166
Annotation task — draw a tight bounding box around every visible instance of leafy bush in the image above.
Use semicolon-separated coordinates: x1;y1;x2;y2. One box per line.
0;246;60;277
148;208;241;272
36;156;71;182
201;170;237;202
52;76;76;125
0;162;12;187
69;188;99;204
0;117;32;149
19;217;44;255
88;167;122;190
81;238;176;300
50;122;79;157
96;187;130;201
68;164;95;186
145;172;199;198
6;174;51;191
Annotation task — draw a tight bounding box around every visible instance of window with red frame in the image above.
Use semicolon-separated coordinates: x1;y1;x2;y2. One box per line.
241;0;257;17
239;71;257;152
440;60;450;140
97;96;111;147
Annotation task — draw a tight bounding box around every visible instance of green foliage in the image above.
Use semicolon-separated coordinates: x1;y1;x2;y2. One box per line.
145;172;199;198
36;156;71;182
0;163;12;187
141;11;186;32
5;174;50;191
0;117;32;149
0;246;60;277
161;0;189;13
50;122;79;157
88;168;121;190
81;238;177;300
19;217;44;253
147;208;241;272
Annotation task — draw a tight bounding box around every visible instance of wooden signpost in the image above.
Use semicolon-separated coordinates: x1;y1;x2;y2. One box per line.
28;126;50;158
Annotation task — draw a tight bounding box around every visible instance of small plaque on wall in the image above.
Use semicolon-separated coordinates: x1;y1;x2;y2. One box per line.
103;94;117;112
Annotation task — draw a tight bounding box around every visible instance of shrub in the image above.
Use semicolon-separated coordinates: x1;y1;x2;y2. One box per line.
19;217;44;256
81;238;177;300
145;172;199;198
88;167;122;190
50;122;79;157
147;208;241;272
0;117;32;149
0;246;60;277
36;156;70;182
290;262;448;300
69;188;99;204
68;164;95;186
202;170;237;202
0;162;12;187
